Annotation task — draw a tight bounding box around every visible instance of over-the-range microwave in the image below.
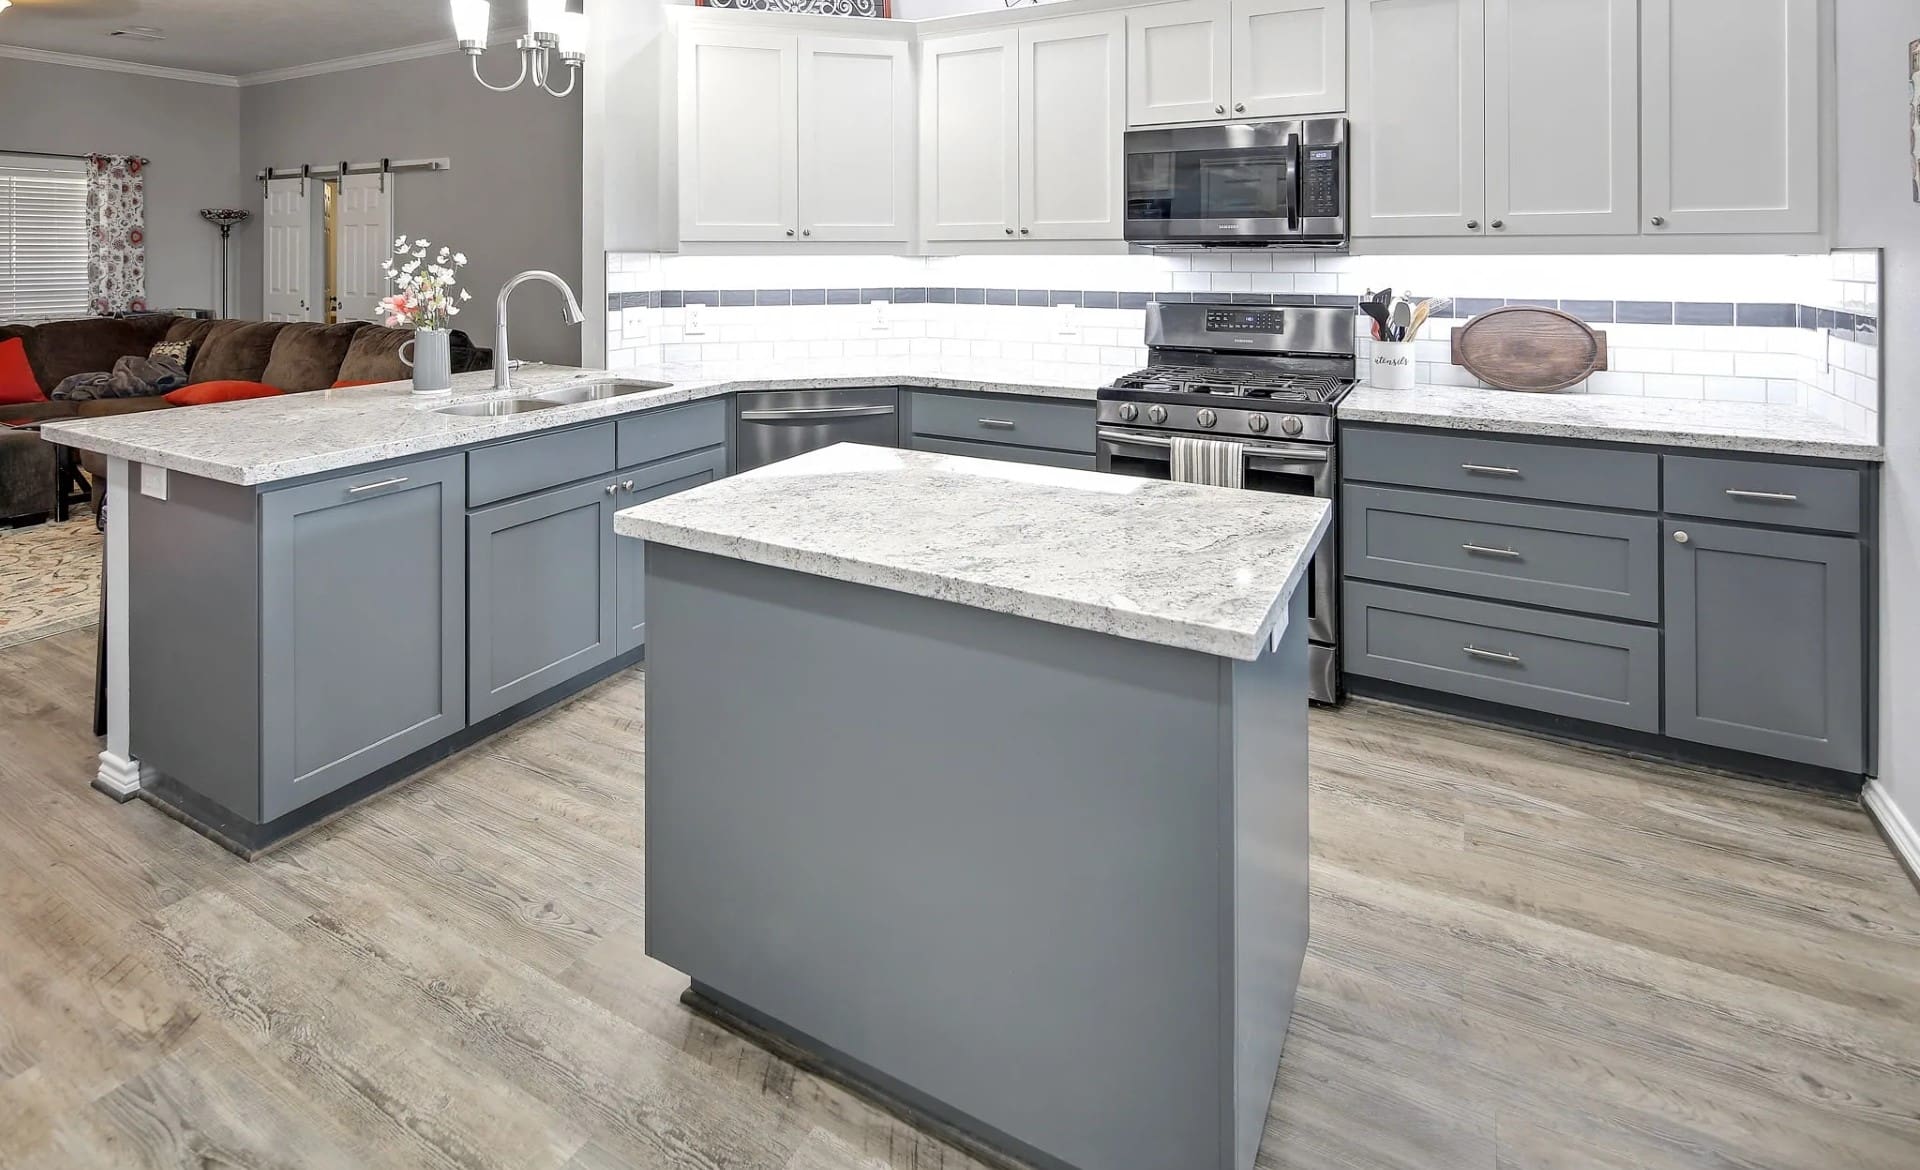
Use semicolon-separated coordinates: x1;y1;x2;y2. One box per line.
1123;117;1348;250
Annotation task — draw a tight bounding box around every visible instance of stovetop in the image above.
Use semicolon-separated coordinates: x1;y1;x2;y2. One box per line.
1103;364;1356;415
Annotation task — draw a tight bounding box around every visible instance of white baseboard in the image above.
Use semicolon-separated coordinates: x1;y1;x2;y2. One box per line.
93;751;154;802
1863;779;1920;886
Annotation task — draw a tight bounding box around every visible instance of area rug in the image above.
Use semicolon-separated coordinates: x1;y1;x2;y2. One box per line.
0;511;100;649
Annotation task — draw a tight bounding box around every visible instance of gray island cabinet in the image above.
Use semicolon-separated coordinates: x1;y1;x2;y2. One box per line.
618;444;1332;1170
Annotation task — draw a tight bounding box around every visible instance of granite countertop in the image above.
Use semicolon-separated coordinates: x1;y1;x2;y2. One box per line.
39;358;1121;487
1341;384;1885;462
615;443;1331;661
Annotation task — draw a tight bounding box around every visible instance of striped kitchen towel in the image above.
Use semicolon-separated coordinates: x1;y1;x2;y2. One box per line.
1169;436;1245;489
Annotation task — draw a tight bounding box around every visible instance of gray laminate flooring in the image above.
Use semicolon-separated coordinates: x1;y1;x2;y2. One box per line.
0;628;1915;1170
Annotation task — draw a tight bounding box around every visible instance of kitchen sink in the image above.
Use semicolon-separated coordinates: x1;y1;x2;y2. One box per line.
435;398;564;417
534;379;671;405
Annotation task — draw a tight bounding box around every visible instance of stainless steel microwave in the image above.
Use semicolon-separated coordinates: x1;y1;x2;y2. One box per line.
1123;117;1349;249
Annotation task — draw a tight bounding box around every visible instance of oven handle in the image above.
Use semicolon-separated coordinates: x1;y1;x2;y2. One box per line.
1097;428;1331;464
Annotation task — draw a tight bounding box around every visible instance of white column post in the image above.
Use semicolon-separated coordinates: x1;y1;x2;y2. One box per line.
93;457;152;801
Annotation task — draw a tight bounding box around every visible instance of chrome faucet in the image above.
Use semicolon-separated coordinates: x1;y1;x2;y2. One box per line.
494;270;586;391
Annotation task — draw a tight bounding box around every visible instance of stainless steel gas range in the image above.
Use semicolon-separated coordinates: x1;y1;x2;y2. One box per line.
1097;301;1356;704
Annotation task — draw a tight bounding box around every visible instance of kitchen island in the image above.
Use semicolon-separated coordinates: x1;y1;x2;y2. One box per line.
616;444;1331;1170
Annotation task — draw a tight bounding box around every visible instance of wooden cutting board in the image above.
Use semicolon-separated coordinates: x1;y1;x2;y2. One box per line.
1450;306;1609;392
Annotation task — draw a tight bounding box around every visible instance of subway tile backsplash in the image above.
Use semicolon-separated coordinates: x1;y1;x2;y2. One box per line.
605;249;1882;442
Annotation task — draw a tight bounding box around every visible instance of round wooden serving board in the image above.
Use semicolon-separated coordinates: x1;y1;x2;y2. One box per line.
1449;305;1609;392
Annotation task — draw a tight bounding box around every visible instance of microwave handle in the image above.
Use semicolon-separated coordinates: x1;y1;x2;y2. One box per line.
1286;132;1301;234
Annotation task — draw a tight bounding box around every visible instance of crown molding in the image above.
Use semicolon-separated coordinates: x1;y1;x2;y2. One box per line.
0;42;240;87
237;26;530;87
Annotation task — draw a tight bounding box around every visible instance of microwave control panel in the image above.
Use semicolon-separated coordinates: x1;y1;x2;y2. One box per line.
1300;146;1343;219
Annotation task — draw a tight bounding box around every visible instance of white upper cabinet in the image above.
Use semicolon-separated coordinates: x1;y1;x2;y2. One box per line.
678;28;799;243
1128;0;1343;128
1642;0;1820;235
919;29;1021;241
1485;0;1637;236
1349;0;1486;238
1019;12;1126;240
798;37;914;242
1231;0;1346;119
1127;1;1232;126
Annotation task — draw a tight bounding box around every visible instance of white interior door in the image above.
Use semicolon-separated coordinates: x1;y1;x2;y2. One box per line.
1018;12;1126;241
333;173;394;322
1348;0;1486;239
1486;0;1637;235
918;29;1020;242
262;178;312;321
678;28;799;242
1127;0;1231;127
798;35;913;242
1231;0;1346;119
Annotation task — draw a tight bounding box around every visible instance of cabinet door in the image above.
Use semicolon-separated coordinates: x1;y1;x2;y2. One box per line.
1664;522;1864;773
468;478;617;723
1642;0;1820;235
919;29;1020;241
1019;13;1127;241
799;36;913;242
259;454;465;822
616;446;731;656
1127;1;1231;127
1349;0;1486;238
678;28;798;242
1232;0;1346;119
1486;0;1636;236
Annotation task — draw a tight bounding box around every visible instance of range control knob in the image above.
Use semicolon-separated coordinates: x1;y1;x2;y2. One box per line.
1280;416;1304;437
1117;403;1138;422
1147;404;1169;424
1196;408;1218;429
1248;414;1270;433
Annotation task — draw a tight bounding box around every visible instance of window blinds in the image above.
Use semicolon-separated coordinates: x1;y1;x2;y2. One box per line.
0;160;89;322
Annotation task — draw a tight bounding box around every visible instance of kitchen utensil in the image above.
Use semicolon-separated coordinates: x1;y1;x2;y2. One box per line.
1450;306;1610;392
1388;299;1414;341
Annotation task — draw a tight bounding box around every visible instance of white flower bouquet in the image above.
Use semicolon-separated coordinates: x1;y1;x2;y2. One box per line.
379;237;474;329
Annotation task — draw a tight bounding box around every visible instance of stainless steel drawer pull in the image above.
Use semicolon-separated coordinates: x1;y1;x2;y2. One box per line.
737;405;896;421
1462;543;1522;560
1463;645;1523;666
1461;464;1523;478
347;477;409;494
1724;489;1800;502
978;418;1017;430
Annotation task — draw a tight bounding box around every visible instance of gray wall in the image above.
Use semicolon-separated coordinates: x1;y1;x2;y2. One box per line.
1837;2;1918;834
237;51;584;365
0;58;245;315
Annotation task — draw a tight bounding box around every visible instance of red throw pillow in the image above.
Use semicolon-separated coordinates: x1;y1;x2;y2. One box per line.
0;337;46;405
330;379;384;389
164;380;284;406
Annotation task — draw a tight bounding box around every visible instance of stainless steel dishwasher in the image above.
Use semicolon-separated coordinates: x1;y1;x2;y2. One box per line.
733;388;900;472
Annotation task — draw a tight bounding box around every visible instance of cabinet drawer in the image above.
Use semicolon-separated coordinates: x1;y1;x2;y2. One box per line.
616;399;728;471
1343;426;1659;511
468;422;616;508
1343;486;1661;621
908;392;1096;453
1344;582;1661;732
910;434;1098;471
1662;454;1863;534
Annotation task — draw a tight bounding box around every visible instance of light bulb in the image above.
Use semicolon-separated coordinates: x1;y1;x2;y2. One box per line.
449;0;490;44
527;0;564;40
557;10;588;58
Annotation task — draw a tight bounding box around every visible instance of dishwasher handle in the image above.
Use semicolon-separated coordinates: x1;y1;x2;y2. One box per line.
737;404;898;422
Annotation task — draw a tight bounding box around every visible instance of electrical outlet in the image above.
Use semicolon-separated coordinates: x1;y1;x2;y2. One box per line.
1054;304;1078;338
870;299;891;333
684;303;708;337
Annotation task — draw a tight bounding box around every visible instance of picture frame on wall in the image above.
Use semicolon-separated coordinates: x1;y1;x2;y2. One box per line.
695;0;892;17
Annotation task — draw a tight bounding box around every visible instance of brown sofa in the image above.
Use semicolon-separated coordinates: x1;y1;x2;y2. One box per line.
1;314;489;521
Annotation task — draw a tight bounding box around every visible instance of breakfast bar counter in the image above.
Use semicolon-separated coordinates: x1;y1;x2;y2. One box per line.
617;444;1330;1170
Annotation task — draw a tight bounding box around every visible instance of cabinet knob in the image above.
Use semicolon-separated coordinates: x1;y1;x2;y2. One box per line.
1650;216;1666;227
606;484;619;495
1005;227;1014;235
622;480;635;492
1234;103;1245;113
1466;220;1480;231
802;228;811;236
1491;219;1505;230
1215;104;1226;114
1673;530;1690;544
1019;227;1030;235
785;228;795;237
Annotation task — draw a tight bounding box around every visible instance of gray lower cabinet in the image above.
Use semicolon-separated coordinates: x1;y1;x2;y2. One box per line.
1664;521;1864;772
259;454;467;821
903;391;1096;469
907;434;1098;471
468;476;619;723
616;445;730;654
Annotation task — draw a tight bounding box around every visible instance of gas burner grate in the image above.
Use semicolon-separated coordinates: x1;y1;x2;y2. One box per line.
1110;365;1349;402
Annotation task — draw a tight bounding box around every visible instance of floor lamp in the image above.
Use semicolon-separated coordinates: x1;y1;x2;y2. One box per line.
199;208;250;318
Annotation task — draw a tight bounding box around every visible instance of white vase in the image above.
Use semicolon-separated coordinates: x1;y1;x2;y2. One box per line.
1369;340;1417;391
400;328;454;395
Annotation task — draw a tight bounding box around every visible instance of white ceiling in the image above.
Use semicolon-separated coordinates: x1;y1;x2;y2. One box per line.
0;0;479;77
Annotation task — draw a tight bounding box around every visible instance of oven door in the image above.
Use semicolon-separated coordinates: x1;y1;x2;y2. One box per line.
1125;135;1300;244
1097;429;1337;652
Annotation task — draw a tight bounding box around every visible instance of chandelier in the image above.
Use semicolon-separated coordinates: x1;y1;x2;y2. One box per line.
452;0;587;98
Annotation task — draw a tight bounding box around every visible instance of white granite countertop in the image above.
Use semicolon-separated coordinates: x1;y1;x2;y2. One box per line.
39;358;1118;486
615;443;1332;661
1342;384;1884;462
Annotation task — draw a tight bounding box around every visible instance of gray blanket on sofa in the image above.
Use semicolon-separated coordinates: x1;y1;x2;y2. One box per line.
51;354;189;401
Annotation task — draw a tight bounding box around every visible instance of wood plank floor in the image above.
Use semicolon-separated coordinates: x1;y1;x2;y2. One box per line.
1;627;1915;1170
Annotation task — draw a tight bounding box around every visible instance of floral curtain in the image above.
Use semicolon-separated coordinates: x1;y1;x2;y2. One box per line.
85;155;147;315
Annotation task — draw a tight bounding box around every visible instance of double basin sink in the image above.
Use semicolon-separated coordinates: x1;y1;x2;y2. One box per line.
435;379;670;417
